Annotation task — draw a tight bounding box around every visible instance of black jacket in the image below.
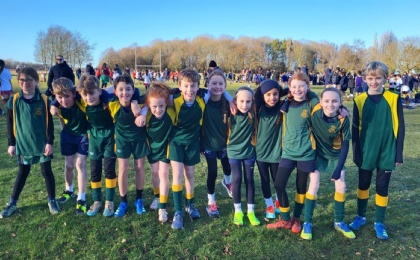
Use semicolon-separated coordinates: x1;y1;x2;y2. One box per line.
47;61;75;93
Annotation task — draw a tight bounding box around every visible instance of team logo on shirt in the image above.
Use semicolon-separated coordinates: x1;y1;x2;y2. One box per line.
300;109;308;118
34;106;43;116
328;125;337;133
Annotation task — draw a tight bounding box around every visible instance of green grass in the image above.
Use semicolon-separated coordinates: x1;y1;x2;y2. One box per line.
0;78;419;259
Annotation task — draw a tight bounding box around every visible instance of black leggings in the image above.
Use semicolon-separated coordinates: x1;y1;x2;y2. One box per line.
358;168;391;196
90;157;116;182
205;155;231;194
273;167;309;208
11;161;56;201
256;161;278;199
230;158;255;204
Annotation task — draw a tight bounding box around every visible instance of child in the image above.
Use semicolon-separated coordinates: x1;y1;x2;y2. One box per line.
145;82;175;223
267;72;320;240
350;61;405;240
77;75;117;217
310;88;355;239
169;68;205;229
109;74;150;217
51;77;89;215
228;86;260;226
100;69;110;89
0;59;13;115
254;80;285;219
355;70;363;97
0;67;59;218
144;70;151;91
202;70;232;218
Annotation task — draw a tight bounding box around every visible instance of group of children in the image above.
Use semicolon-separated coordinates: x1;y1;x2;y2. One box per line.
0;61;404;241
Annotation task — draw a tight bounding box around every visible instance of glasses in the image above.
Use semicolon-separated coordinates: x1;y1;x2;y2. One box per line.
56;58;63;61
19;78;34;84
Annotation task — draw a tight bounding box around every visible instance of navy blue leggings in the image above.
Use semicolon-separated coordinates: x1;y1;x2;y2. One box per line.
229;158;255;204
205;151;231;194
256;161;278;199
273;167;309;208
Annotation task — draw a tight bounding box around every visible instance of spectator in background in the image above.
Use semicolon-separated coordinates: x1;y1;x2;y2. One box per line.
76;67;82;79
302;64;309;75
125;66;130;76
347;71;355;97
0;59;13;115
85;63;95;75
324;65;333;87
46;55;75;100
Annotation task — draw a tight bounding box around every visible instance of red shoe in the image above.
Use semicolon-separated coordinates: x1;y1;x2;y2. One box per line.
267;218;292;230
291;217;301;234
274;200;280;214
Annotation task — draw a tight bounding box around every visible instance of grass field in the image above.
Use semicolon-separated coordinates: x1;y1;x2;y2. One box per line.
0;77;419;259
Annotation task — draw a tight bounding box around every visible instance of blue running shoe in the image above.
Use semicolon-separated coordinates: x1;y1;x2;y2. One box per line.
135;199;146;215
334;221;356;239
185;204;200;219
114;202;128;217
349;215;366;231
374;223;389;240
301;222;313;240
171;211;183;229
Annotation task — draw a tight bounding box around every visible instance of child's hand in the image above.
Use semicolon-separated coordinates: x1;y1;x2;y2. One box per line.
131;103;141;117
330;169;341;181
44;144;53;156
229;101;237;115
7;146;15;156
135;115;146;127
50;106;59;116
338;106;348;119
395;162;403;167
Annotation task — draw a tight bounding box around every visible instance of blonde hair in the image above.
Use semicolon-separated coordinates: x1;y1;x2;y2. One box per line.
77;74;100;95
52;77;75;96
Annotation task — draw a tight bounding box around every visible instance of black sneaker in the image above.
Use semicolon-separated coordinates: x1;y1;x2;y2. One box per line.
57;190;74;203
75;200;87;215
48;199;60;215
0;203;17;218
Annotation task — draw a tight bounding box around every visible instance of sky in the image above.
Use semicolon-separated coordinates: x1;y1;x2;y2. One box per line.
1;0;419;67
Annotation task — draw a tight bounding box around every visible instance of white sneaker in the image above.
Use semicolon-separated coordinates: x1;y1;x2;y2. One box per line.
150;197;159;210
158;209;168;223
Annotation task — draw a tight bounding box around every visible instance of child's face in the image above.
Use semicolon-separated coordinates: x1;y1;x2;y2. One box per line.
179;79;199;102
149;97;167;119
208;75;226;97
320;91;341;117
365;72;385;93
115;82;134;105
263;88;279;107
289;79;308;101
18;74;37;95
235;90;253;113
81;89;101;106
55;92;76;108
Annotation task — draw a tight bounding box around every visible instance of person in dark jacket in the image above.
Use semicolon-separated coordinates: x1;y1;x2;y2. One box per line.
85;63;95;75
324;65;333;87
46;55;75;99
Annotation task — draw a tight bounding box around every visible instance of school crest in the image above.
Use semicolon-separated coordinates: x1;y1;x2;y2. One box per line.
34;106;43;116
300;109;308;118
328;125;337;133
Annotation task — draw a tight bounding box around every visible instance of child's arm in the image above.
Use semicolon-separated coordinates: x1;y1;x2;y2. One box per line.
352;103;362;167
130;88;141;116
395;98;405;166
134;105;148;127
331;139;349;181
6;107;16;156
45;104;54;156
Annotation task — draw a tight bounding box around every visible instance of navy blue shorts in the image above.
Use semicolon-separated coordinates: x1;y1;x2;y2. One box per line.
60;130;89;156
279;158;315;173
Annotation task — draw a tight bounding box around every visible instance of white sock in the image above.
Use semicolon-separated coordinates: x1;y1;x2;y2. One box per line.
77;193;86;201
264;198;274;208
234;203;242;213
224;174;232;184
66;184;74;193
247;204;255;213
207;193;216;205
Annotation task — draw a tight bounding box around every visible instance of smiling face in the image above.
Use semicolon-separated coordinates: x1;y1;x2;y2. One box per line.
235;89;253;113
320;90;341;117
80;89;101;106
55;92;75;108
365;72;385;94
115;81;134;106
289;79;308;101
149;97;167;119
179;79;199;102
207;75;226;99
263;88;279;107
18;74;37;96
